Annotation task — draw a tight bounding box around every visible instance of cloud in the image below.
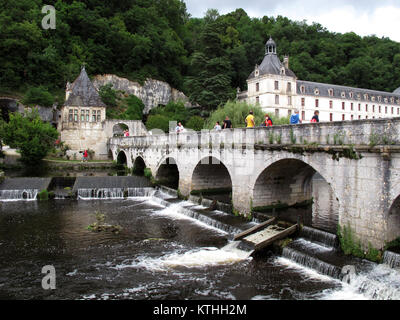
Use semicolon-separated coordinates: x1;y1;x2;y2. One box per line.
184;0;400;42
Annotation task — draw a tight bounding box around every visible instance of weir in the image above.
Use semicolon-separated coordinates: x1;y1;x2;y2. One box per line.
0;177;52;201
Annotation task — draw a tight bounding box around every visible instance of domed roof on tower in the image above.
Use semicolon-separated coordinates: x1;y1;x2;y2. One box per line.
248;37;296;79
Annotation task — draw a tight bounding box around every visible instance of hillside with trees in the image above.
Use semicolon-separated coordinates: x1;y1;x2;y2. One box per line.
1;1;400;112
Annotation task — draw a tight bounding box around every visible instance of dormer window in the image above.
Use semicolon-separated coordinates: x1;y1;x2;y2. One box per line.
328;89;334;97
384;97;388;103
378;96;382;102
357;93;361;100
280;67;285;75
341;92;346;98
300;85;305;94
364;94;369;101
255;70;259;77
314;88;320;96
349;92;354;99
371;96;375;102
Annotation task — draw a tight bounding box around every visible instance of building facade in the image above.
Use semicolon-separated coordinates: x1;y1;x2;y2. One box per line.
238;37;400;123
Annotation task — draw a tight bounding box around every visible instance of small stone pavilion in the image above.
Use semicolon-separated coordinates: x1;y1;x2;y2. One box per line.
58;66;147;160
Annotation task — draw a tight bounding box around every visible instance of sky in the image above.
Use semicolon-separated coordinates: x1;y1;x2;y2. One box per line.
184;0;400;42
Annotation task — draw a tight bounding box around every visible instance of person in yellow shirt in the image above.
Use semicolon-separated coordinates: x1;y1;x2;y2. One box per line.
245;110;255;128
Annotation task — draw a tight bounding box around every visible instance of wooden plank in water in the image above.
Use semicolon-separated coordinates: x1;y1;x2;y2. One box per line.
254;224;298;251
233;217;276;241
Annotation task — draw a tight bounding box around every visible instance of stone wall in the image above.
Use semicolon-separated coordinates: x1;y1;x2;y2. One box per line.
92;74;198;114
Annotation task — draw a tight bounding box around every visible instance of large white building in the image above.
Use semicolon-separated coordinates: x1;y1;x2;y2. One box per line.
237;37;400;122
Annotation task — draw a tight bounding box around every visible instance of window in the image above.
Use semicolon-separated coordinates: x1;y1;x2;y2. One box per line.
385;106;388;114
366;116;368;119
301;98;305;107
256;83;259;92
392;107;394;115
328;89;334;97
351;103;354;111
358;104;361;111
372;105;375;113
275;95;280;105
287;82;292;93
256;96;259;104
92;110;97;122
342;114;345;121
378;96;382;102
275;109;279;118
300;85;305;94
351;115;354;120
330;113;333;122
364;94;369;101
97;110;101;122
86;110;90;122
341;92;346;98
315;99;319;108
365;104;368;112
342;102;345;110
74;109;78;122
274;81;279;90
349;92;354;99
359;115;361;119
80;110;85;122
379;105;381;113
314;88;320;95
329;100;333;109
302;111;305;120
288;96;292;105
68;110;73;122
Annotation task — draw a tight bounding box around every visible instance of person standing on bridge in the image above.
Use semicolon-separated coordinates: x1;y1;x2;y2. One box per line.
290;110;302;124
223;116;232;129
264;114;273;127
214;121;222;131
175;122;185;134
245;110;255;128
311;111;320;123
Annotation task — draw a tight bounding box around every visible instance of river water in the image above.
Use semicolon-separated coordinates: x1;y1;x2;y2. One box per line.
0;189;399;300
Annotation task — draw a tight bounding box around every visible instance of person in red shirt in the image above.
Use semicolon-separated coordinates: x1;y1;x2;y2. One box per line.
264;114;273;127
311;111;320;123
83;149;88;162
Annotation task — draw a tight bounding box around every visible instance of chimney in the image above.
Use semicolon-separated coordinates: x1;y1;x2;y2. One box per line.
283;55;289;69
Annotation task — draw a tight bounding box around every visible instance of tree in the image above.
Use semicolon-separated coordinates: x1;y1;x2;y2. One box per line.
120;95;144;120
22;86;54;108
3;110;59;164
186;116;205;131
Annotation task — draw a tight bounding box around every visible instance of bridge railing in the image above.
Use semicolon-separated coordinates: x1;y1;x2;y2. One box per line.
109;118;400;148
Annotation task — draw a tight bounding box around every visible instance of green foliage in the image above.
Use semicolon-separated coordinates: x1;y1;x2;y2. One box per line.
22;86;54;107
289;128;297;144
143;168;153;179
2;3;400;113
2;110;59;164
38;189;49;201
99;84;118;108
146;114;171;132
338;224;382;262
186;116;205;131
205;100;264;129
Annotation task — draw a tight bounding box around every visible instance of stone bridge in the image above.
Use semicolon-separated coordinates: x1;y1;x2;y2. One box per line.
108;119;400;250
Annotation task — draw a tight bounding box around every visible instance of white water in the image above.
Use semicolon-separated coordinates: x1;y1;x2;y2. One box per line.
77;187;155;200
0;189;38;201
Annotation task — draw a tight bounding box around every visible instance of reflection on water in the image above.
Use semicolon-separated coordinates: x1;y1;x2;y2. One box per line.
312;173;339;234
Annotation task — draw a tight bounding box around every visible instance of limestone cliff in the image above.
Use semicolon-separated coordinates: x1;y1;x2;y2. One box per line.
92;74;197;114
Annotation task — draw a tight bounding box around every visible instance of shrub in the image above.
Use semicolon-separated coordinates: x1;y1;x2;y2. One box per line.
204;100;264;129
38;189;49;201
186;116;205;131
146;114;171;132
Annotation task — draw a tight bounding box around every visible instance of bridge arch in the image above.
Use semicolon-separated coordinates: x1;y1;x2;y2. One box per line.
132;156;146;175
252;158;340;232
387;197;400;244
155;157;179;189
112;122;130;137
116;150;128;165
190;156;233;201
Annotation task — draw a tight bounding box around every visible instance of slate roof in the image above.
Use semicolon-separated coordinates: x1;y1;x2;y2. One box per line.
394;86;400;95
248;38;296;80
297;80;400;105
64;67;106;107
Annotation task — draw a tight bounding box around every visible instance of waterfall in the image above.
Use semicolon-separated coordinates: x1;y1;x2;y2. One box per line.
78;187;155;200
383;250;400;269
300;226;339;249
282;246;342;279
0;189;38;201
